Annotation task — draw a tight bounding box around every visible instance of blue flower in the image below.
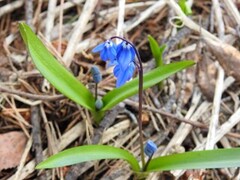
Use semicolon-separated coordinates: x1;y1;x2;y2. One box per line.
144;140;157;157
92;39;137;87
92;40;117;63
116;41;136;70
113;62;135;87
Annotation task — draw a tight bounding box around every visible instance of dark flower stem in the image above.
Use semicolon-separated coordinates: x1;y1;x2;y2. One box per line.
111;36;145;170
142;153;153;171
95;83;98;101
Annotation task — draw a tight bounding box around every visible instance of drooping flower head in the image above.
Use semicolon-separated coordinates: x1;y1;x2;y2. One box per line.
92;38;136;87
144;140;157;157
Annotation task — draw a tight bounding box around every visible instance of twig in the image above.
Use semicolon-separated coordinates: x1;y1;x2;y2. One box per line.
13;137;32;180
45;0;57;41
205;0;225;150
0;85;64;101
58;0;64;54
117;0;125;38
41;0;58;93
25;0;33;27
125;99;208;129
163;27;192;58
31;105;46;180
124;0;167;32
222;0;240;25
63;0;98;67
0;0;24;18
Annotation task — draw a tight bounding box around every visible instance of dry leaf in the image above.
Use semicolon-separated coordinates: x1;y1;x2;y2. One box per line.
205;38;240;82
0;131;27;170
197;52;217;101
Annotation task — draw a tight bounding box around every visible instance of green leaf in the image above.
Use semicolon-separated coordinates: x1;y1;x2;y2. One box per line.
101;60;195;111
36;145;140;172
158;44;166;66
147;148;240;172
179;0;192;16
148;35;161;66
19;23;95;111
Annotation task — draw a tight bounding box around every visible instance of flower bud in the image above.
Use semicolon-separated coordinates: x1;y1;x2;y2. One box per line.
144;140;157;157
91;66;102;83
95;99;103;110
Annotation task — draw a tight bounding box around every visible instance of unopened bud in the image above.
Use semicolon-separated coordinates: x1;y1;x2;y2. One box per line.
144;140;157;157
91;66;102;83
95;99;103;110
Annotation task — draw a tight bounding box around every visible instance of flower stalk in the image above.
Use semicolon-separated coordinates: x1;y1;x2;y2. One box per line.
93;36;146;170
110;36;145;169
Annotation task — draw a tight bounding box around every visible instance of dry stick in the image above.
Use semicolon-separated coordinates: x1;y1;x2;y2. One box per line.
42;0;58;92
205;0;225;150
13;137;32;180
58;0;64;54
205;63;224;150
117;0;125;38
45;0;57;41
124;0;167;32
31;105;47;180
163;27;192;58
24;0;33;27
0;85;64;101
63;0;98;67
0;0;24;18
222;0;240;25
125;99;207;129
39;0;85;28
32;0;43;26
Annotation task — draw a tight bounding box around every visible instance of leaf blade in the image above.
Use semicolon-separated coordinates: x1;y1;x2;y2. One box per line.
148;35;161;67
36;145;140;172
147;148;240;171
19;23;95;111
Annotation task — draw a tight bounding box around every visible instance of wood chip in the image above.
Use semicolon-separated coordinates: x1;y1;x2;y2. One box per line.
205;38;240;82
0;131;27;170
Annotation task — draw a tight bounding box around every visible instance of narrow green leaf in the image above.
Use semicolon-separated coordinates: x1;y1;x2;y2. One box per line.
158;44;166;67
179;0;192;16
36;145;140;172
19;23;95;111
101;61;195;111
148;35;161;67
147;148;240;172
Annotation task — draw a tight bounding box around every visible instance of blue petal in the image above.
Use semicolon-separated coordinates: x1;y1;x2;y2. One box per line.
115;62;135;87
100;48;108;61
129;46;136;59
92;42;105;53
117;49;132;70
107;47;117;62
113;64;121;77
116;41;124;53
